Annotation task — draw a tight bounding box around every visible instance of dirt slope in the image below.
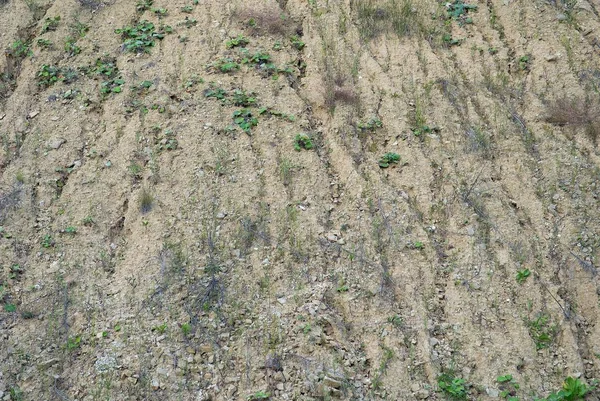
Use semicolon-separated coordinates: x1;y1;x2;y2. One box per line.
1;0;600;400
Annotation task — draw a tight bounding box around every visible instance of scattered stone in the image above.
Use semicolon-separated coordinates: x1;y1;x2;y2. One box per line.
415;389;430;399
28;110;39;119
323;376;342;389
48;138;66;150
556;13;567;21
545;54;559;62
151;378;159;390
38;358;59;369
486;387;499;397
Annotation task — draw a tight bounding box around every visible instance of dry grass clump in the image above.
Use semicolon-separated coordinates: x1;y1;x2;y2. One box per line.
545;96;600;144
351;0;421;41
234;4;296;36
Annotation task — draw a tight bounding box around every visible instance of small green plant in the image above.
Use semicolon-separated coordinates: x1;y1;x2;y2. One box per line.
232;89;257;107
526;313;557;350
37;64;61;87
516;268;531;284
93;57;119;78
178;17;198;28
151;7;168;16
42;234;54;248
71;21;89;38
181;5;193;13
226;35;250;48
378;152;400;168
336;279;349;292
100;77;125;95
372;347;394;390
233;109;258;133
272;41;283;51
136;0;153;12
302;323;311;334
293;133;313;151
41;16;61;33
204;84;227;100
9;264;23;279
64;226;77;234
37;38;53;49
115;21;165;53
183;75;203;89
247;391;269;400
8;40;32;58
497;374;520;399
438;373;468;400
132;80;153;93
442;33;462;46
64;37;81;56
387;314;403;327
413;241;425;249
290;35;305;50
153;323;167;333
9;386;24;401
66;335;81;350
357;117;383;131
181;323;191;336
82;216;95;226
412;124;435;136
4;303;16;312
518;55;531;71
446;0;477;25
544;377;589;401
212;58;240;73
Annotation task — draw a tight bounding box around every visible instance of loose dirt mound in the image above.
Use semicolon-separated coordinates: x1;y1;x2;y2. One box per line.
1;0;600;400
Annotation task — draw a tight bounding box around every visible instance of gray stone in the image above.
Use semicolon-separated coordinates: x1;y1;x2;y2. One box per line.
323;376;342;389
48;138;66;150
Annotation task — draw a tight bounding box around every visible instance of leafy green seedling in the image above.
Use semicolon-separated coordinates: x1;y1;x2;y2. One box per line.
358;117;383;131
294;133;313;151
38;65;61;87
37;38;53;49
213;58;240;73
226;35;250;48
233;109;258;133
516;269;530;284
115;21;165;53
438;374;468;400
41;16;61;34
290;35;305;50
378;152;400;168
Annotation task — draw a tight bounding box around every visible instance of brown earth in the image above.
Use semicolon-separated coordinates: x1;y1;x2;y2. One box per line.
1;0;600;400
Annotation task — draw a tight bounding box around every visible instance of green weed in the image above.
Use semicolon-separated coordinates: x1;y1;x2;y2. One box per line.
232;109;258;133
438;373;468;400
212;58;240;73
294;133;313;151
526;313;557;350
516;269;530;284
115;21;165;53
37;38;53;49
37;65;61;87
378;152;400;168
226;35;250;48
41;16;60;33
8;40;32;58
